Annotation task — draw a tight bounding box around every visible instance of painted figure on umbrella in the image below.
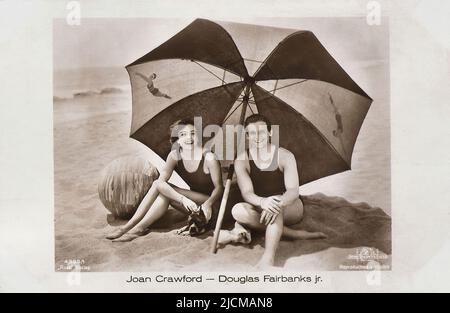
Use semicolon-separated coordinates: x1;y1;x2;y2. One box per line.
106;118;223;241
135;72;172;99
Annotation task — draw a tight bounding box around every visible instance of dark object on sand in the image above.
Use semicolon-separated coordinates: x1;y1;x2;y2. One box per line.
175;209;209;236
98;156;159;219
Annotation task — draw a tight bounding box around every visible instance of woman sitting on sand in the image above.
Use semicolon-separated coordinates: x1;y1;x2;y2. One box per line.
106;118;223;241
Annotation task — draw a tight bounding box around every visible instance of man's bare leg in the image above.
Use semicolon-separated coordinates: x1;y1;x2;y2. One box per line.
231;201;327;267
258;212;283;268
231;201;326;240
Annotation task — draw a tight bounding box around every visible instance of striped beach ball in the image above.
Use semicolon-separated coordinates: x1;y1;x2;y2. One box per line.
98;156;159;219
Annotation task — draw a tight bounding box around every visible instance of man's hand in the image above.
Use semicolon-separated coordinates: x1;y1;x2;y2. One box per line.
260;210;278;225
260;196;282;214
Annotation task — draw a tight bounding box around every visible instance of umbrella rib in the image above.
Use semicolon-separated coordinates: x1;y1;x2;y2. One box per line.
247;103;255;114
266;79;308;94
192;60;227;84
272;80;279;95
243;58;263;63
222;100;244;125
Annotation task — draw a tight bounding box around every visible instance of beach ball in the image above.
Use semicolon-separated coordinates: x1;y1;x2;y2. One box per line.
98;156;159;219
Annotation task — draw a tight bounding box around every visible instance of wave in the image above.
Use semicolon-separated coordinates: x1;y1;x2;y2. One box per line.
99;87;123;94
54;87;124;101
73;90;98;98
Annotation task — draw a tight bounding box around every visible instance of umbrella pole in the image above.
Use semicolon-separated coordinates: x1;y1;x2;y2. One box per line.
210;84;251;253
210;164;234;253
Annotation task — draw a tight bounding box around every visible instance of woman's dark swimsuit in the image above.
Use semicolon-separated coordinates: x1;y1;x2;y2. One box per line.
174;152;216;236
175;153;215;195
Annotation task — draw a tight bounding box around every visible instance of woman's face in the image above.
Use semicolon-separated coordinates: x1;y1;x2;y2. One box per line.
177;124;197;150
246;121;271;149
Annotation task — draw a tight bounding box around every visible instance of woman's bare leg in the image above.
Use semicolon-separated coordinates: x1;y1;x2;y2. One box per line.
115;182;212;241
112;194;171;242
164;183;209;205
106;182;161;239
106;179;207;238
123;181;210;233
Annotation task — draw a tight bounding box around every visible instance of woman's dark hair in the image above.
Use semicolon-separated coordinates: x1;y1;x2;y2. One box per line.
244;114;272;132
169;118;196;144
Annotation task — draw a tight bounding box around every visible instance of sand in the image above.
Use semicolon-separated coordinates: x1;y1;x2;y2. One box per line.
54;92;391;271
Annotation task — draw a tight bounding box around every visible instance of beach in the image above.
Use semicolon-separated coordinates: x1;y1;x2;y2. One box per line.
54;65;391;271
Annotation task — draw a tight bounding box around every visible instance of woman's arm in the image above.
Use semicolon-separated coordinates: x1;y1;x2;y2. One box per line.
279;149;300;207
140;151;178;205
158;151;177;181
154;151;197;210
201;152;224;208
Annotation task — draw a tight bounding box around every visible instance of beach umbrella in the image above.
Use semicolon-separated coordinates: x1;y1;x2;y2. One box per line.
125;19;372;252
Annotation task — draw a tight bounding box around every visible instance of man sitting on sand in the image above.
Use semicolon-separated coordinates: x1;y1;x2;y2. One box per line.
135;72;172;99
229;114;327;268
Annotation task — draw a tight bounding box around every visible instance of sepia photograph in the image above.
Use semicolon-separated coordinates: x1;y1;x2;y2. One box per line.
54;17;391;272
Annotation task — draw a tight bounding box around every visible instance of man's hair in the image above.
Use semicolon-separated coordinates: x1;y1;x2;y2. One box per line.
244;114;272;132
169;118;195;144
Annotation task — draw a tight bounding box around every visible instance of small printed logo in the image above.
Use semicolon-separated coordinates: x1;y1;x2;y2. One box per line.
57;259;90;271
58;259;90;286
339;247;390;272
348;247;388;262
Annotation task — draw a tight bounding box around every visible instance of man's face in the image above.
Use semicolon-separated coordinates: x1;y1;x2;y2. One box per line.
246;121;271;149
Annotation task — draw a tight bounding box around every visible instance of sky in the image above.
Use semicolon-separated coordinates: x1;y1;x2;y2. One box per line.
53;17;389;70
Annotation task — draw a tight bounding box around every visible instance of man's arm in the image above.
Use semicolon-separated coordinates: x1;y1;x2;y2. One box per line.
235;158;264;212
278;149;300;207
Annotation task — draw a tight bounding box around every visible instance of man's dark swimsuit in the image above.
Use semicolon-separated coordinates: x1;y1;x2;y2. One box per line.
247;148;286;197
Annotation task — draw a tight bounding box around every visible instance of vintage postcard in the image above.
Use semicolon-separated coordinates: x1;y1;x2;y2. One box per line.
0;0;449;293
